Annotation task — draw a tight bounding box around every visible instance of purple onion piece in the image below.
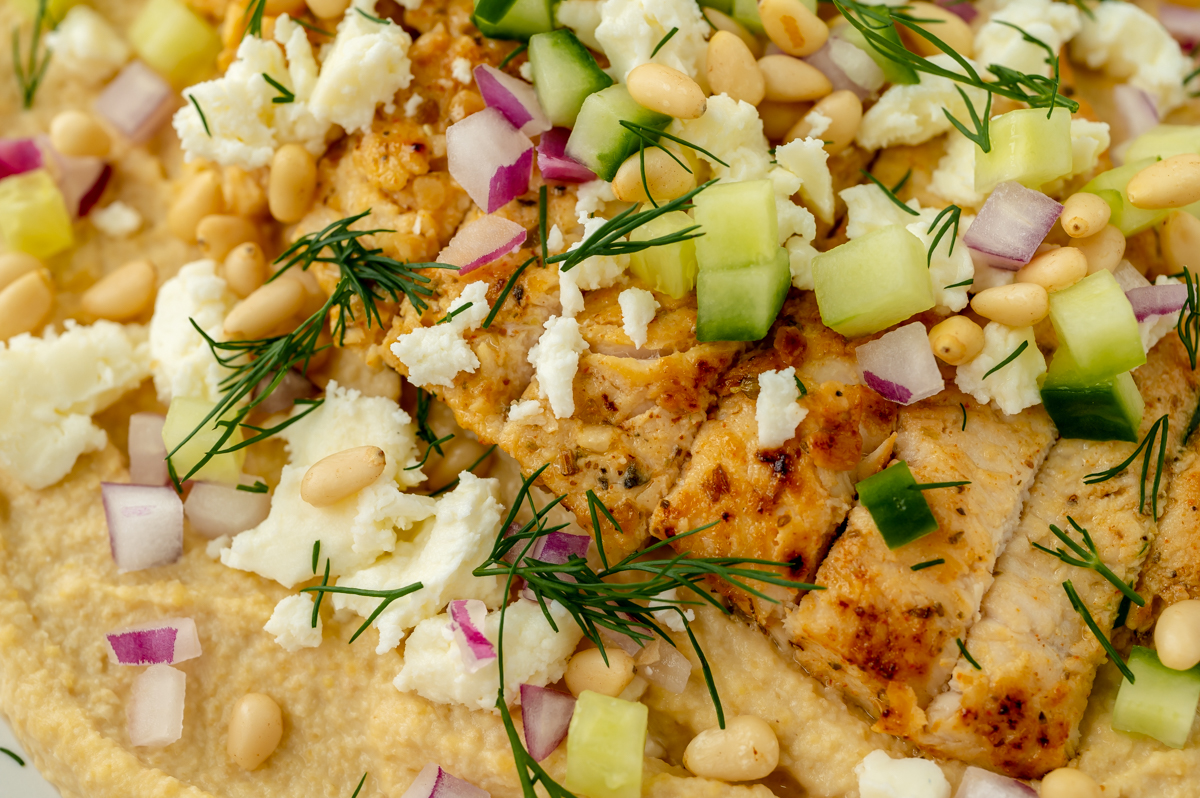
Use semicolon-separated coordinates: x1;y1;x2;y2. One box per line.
184;479;271;539
437;214;527;274
128;412;168;486
252;368;318;417
101;482;184;573
857;322;944;405
0;138;43;180
401;764;491;798
532;531;590;564
520;684;575;761
447;599;496;673
537;128;596;183
936;0;978;22
474;64;550;137
953;766;1037;798
1112;83;1160;147
447;107;535;214
128;664;186;747
1158;2;1200;50
804;40;874;99
963;182;1063;270
635;639;692;694
95;61;175;144
1126;283;1188;321
488;147;535;214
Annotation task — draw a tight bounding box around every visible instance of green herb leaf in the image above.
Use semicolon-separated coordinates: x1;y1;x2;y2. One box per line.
860;169;919;216
355;7;390;24
925;204;962;266
262;72;295;104
301;582;425;643
956;638;982;669
1032;517;1145;606
11;0;52;110
0;747;24;767
911;559;945;571
891;169;912;194
498;42;528;70
311;540;322;574
1064;579;1135;683
944;279;974;289
910;480;970;490
794;375;808;396
982;340;1029;379
311;556;331;628
241;0;267;38
236;480;269;493
350;772;369;798
1176;269;1199;370
1084;414;1169;517
538;184;549;265
960;402;967;431
406;433;455;470
651;26;678;57
436;301;473;324
482;256;537;330
188;94;211;137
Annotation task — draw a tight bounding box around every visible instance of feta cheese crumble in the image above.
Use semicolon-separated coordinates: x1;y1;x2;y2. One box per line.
907;208;973;312
451;57;473;84
90;201;143;238
618;287;659;349
404;93;424;117
574;180;616;218
775;137;835;225
264;594;323;652
556;0;605;51
148;260;239;404
857;55;988;150
930;130;985;209
840;183;921;240
529;315;589;419
509;399;542;422
973;0;1080;78
855;750;951;798
671;95;771;183
45;6;130;81
594;0;710;81
954;322;1046;415
756;367;808;449
390;282;491;387
561;216;629;317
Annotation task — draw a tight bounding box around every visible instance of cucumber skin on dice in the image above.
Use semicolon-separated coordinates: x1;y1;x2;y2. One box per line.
1047;270;1146;385
696;248;791;342
528;30;614;128
1081;159;1172;236
1112;646;1200;749
975;108;1073;195
565;691;648;798
472;0;554;40
1040;347;1144;443
565;85;671;182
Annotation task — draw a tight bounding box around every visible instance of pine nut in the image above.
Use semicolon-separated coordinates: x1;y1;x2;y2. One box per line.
928;315;984;365
224;242;268;298
81;260;158;321
759;0;829;57
268;144;317;224
1039;768;1101;798
196;214;257;262
1163;211;1200;277
757;55;832;103
1075;224;1127;274
265;0;306;14
49;110;111;158
1127;154;1200;210
683;716;780;782
1060;192;1111;238
758;100;809;141
223;165;269;218
227;693;283;771
0;252;41;292
706;31;766;106
0;269;54;340
1154;600;1200;671
612;147;696;203
702;8;762;57
627;64;707;120
897;2;974;58
970;283;1049;327
564;648;636;698
1015;246;1088;293
306;0;349;18
169;171;225;243
300;446;387;507
224;277;307;339
785;90;861;154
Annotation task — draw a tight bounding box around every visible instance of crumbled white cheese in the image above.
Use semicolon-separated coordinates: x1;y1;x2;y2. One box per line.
1067;118;1111;180
519;61;534;82
390;282;491;387
954;322;1045;414
618;287;659;349
575;180;616;218
205;536;231;559
670;94;771;183
1142;275;1184;352
770;166;817;246
331;473;508;653
221;382;431;588
857;55;988;150
555;0;605;51
529;315;589;419
546;224;566;254
840;183;921;240
775;137;834;225
907;208;973;312
148;260;238;404
786;235;820;291
561;216;629;317
0;321;151;490
45;5;130;81
648;588;694;632
90;201;142;237
508;399;542;421
855;751;951;798
394;598;584;711
756;367;808;449
803;109;833;139
451;57;473;84
404;93;424;117
930;130;985;209
1072;1;1191;113
594;0;710;81
973;0;1080;78
264;594;323;652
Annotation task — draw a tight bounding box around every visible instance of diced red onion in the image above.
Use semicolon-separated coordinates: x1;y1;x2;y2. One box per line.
857;322;944;405
102;483;184;573
95;61;175;144
1159;2;1200;50
531;530;590;564
127;663;186;747
963;182;1063;270
635;639;692;694
600;613;649;656
805;40;877;99
438;214;528;274
253;368;318;417
1112;84;1160;145
128;412;169;486
519;684;575;761
448;599;496;673
1113;260;1151;292
935;0;978;22
447;107;534;214
106;617;202;665
36;135;112;218
1127;283;1188;321
401;763;491;798
953;766;1037;798
536;127;596;183
0;138;42;180
183;478;271;539
474;65;551;137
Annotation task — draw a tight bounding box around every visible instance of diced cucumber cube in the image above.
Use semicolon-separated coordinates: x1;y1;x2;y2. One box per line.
0;170;75;259
732;0;765;33
129;0;220;87
697;247;790;341
163;397;246;485
975;107;1073;194
693;180;778;272
629;209;698;299
834;22;919;85
565;85;671;182
1040;346;1144;442
1124;124;1200;163
472;0;553;40
811;225;935;339
529;30;614;128
1047;270;1146;384
1081;159;1172;237
856;461;939;549
1112;646;1200;749
565;691;648;798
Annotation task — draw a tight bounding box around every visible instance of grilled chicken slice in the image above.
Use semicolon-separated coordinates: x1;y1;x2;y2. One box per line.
786;388;1056;731
920;336;1200;779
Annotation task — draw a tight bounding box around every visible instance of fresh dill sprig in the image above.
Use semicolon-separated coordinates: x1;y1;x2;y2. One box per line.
926;204;962;266
482;256;537;329
312;540;322;574
291;16;333;36
498;42;528;70
188;95;211;136
406;433;455;471
414;388;440;451
956;638;981;670
960;403;967;431
355;7;390;24
236;480;269;493
983;340;1029;379
436;301;474;324
1176;269;1199;369
1084;414;1169;517
301;581;425;643
891;169;912;194
911;559;945;571
860;170;919;216
12;0;52;110
263;73;295;104
242;0;267;38
911;480;970;490
538;185;549;265
311;552;331;628
1033;517;1145;606
350;773;369;798
945;279;974;290
794;375;807;396
1064;579;1134;683
0;747;24;767
651;27;679;57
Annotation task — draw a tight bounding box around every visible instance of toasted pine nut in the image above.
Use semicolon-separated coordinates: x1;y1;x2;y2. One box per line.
224;242;268;298
759;0;829;57
706;31;766;106
565;648;636;698
169;171;225;243
897;2;974;58
224;277;307;339
1154;600;1200;671
785;90;861;154
1015;246;1088;292
1162;211;1200;277
301;446;387;507
757;55;832;103
0;269;54;340
1127;154;1200;210
265;0;306;14
1075;224;1127;274
1039;768;1101;798
268;144;317;224
222;166;269;218
197;214;257;262
227;693;283;771
684;716;780;782
928;315;984;365
306;0;349;18
970;283;1049;327
81;260;157;321
49;110;111;158
1060;192;1112;238
701;8;762;57
0;252;41;292
758;100;810;141
612;147;696;203
627;64;707;120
